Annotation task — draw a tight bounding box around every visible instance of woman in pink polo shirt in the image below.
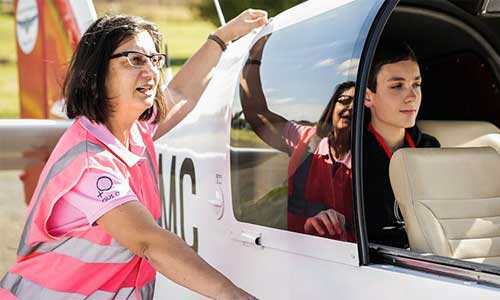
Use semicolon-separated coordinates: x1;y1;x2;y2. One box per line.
240;33;356;242
1;12;267;300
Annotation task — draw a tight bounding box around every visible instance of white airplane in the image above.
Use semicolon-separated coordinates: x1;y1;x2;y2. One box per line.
3;0;500;299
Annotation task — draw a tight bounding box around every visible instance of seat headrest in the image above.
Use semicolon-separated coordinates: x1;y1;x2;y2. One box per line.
417;120;500;147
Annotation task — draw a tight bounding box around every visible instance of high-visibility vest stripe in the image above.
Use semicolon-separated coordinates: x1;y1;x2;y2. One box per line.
145;150;158;186
1;272;154;300
10;255;142;292
16;140;161;264
3;121;159;299
139;280;154;300
17;236;136;263
18;141;105;257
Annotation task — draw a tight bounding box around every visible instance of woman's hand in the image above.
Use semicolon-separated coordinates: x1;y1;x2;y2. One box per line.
215;9;268;43
156;9;268;140
304;209;346;237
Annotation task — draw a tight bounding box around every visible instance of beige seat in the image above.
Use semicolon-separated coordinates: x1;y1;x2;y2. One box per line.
417;120;500;147
389;147;500;265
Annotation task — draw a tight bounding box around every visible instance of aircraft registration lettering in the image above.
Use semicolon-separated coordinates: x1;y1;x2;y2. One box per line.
159;154;199;252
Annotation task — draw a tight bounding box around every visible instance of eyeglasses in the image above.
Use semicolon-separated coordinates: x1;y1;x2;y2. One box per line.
337;95;354;106
109;50;167;69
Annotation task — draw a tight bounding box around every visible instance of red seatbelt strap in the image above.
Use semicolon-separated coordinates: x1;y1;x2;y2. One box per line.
368;123;415;159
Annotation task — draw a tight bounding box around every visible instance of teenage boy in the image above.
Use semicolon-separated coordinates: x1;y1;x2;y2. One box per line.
364;41;440;248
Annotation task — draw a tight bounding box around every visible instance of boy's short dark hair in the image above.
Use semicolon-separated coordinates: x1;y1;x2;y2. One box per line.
367;40;418;93
64;15;167;124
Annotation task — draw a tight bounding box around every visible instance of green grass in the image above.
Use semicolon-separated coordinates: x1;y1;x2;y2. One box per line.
0;64;18;118
0;13;18;118
0;3;216;118
0;14;16;64
95;3;217;73
160;18;216;73
237;185;288;230
231;129;270;148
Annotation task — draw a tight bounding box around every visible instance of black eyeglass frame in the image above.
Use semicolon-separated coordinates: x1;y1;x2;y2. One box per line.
109;50;167;69
337;95;354;106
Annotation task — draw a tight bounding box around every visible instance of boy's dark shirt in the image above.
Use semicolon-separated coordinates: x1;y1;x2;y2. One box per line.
363;125;440;248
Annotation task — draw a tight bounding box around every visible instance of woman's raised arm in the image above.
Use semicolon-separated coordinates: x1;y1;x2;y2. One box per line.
154;9;268;140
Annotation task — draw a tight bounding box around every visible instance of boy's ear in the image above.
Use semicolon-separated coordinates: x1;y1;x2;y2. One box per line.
365;88;374;108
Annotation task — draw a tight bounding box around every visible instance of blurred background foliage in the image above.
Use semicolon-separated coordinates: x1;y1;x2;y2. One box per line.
195;0;304;25
0;0;302;118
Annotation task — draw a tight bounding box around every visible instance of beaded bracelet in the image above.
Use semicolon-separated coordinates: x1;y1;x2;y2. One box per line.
208;34;227;52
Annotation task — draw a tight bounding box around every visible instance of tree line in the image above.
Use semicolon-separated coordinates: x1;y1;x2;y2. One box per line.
196;0;304;26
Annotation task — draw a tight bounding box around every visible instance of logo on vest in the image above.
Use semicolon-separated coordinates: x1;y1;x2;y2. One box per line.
96;176;120;202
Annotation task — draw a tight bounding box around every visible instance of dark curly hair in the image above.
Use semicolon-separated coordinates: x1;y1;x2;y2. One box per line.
64;15;167;124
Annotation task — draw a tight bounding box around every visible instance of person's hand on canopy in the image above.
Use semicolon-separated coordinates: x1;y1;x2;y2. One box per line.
155;9;268;140
304;209;346;237
215;9;268;43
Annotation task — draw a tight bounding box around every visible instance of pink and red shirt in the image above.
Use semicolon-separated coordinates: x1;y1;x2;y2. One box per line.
284;121;355;242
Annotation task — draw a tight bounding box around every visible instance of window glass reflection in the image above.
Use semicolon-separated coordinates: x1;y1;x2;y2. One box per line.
230;2;381;242
231;0;382;242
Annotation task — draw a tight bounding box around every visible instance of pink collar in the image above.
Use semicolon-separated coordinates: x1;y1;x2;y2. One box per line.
79;117;146;167
316;137;352;169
